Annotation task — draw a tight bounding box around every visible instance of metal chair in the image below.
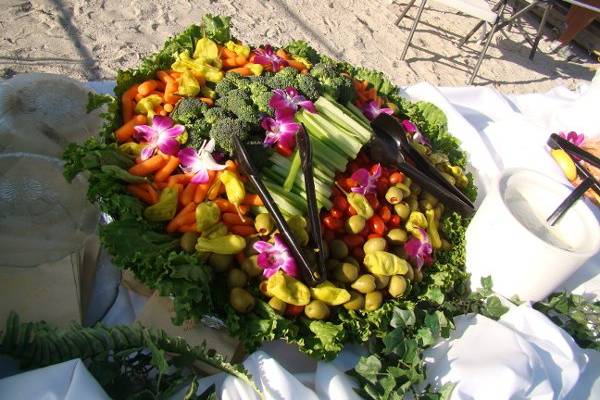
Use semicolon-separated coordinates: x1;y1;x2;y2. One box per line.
396;0;508;84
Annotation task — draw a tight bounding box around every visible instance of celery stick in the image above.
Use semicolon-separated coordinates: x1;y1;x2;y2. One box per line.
284;149;301;192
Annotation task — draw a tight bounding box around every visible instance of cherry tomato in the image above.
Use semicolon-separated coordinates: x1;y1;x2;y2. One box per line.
332;186;343;198
323;215;344;231
389;171;405;184
379;205;392;222
369;215;386;235
377;177;390;196
380;166;391;178
367;233;383;240
323;228;336;242
333;195;349;211
352;247;365;261
389;215;401;227
342;234;364;248
275;143;293;157
285;304;305;317
347;205;358;216
358;225;370;238
330;208;344;219
366;193;379;210
370;163;382;176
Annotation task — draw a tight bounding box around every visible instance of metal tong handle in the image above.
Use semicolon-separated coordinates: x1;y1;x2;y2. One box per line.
296;128;327;283
232;135;324;287
372;114;475;211
549;133;600;169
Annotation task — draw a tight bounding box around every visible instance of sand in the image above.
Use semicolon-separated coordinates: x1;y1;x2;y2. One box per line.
0;0;596;93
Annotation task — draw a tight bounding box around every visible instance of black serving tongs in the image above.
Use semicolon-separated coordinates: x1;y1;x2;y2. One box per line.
233;131;327;287
545;133;600;226
369;114;475;217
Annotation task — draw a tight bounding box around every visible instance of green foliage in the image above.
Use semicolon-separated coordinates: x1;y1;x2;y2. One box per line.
284;40;320;65
310;61;356;103
0;312;263;400
202;14;232;44
85;92;121;142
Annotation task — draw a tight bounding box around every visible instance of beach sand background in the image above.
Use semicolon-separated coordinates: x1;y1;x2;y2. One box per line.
0;0;597;93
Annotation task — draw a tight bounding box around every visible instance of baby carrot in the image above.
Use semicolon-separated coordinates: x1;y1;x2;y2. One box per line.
127;185;154;204
154;156;180;182
178;223;199;233
225;160;237;172
163;103;174;113
221;47;237;58
222;212;253;226
166;202;197;233
222;58;238;68
214;199;249;215
229;225;257;237
276;49;290;60
181;183;198;206
286;59;306;72
227;67;252;76
121;84;139;122
115;114;147;143
241;193;264;206
199;97;214;106
129;154;168;176
193;183;210;203
138;80;159;96
235;55;247;66
207;179;223;201
135;93;145;102
157;71;181;104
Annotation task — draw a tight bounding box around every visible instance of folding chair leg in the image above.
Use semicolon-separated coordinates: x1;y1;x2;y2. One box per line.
468;0;508;84
396;0;417;25
459;0;504;47
400;0;427;60
529;2;552;60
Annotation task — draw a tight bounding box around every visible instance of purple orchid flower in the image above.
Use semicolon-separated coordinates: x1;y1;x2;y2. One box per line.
134;115;184;160
261;115;301;149
350;164;381;195
269;87;316;118
361;100;394;121
253;234;299;278
253;45;288;72
402;119;430;146
404;228;433;270
559;131;585;147
178;139;226;184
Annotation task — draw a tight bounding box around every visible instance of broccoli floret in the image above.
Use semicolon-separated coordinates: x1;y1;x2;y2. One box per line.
284;40;320;65
170;97;208;126
251;90;273;115
294;74;321;101
215;72;249;96
310;62;356;103
209;117;251;154
187;119;212;149
204;107;231;125
266;67;298;90
215;89;259;125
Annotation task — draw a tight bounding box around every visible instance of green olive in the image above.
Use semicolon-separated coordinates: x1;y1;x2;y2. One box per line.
329;239;349;260
180;232;200;253
394;203;410;220
230;288;255;313
408;195;419;213
419;199;435;210
385;186;404;205
410;183;421;196
405;264;415;281
268;297;287;315
241;255;263;278
304;300;330;320
345;215;366;234
326;258;341;271
423;192;439;207
351;274;376;294
394;182;411;198
209;253;234;272
343;290;365;310
387;228;408;244
403;176;412;187
255;213;275;236
388;275;407;298
363;237;386;255
334;262;359;284
227;268;248;288
343;257;360;267
374;274;390;290
364;291;383;311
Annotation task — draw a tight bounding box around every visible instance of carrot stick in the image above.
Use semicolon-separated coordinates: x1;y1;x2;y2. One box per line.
142;183;159;204
154;156;180;182
168;174;191;187
193;183;210;203
286;59;306;72
229;225;257;237
214;198;249;214
177;223;199;233
138;80;159;96
222;58;238;68
222;213;253;226
241;193;264;206
227;67;252;76
157;71;181;104
181;183;198;206
115;115;147;143
127;185;154;204
235;55;247;66
121;85;139;122
129;154;168;176
167;202;197;233
221;48;237;58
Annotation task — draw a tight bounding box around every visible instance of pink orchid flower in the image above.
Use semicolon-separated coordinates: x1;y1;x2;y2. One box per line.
361;100;394;121
261;115;301;149
402;119;429;146
178;139;226;184
269;87;316;118
253;45;288;72
404;228;433;269
253;234;299;278
559;131;585;147
350;164;381;195
133;115;184;160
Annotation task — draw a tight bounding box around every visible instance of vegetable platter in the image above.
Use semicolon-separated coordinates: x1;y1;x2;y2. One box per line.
64;14;479;392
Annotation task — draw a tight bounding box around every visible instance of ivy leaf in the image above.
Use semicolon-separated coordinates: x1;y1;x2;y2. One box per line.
390;307;416;328
144;331;168;374
483;296;509;319
354;355;382;385
383;328;405;355
416;327;435;346
480;276;493;297
423;287;445;305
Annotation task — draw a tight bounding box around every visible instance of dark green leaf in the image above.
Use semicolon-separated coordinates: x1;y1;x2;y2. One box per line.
354;355;382;385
